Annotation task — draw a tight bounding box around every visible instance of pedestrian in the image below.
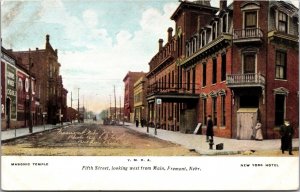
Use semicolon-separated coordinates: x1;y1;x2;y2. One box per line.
280;120;294;155
141;117;144;127
206;115;214;142
254;120;263;141
135;118;139;128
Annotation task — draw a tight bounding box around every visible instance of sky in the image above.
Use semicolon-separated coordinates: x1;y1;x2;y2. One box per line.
1;0;299;114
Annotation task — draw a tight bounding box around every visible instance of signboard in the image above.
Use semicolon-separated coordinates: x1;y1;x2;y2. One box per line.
17;71;26;110
193;123;202;135
156;98;162;105
6;64;17;119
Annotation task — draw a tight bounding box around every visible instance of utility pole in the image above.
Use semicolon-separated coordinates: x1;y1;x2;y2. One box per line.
28;49;33;133
114;85;116;121
109;94;112;120
119;96;121;122
77;88;80;122
71;92;72;108
83;95;85;122
70;91;72;123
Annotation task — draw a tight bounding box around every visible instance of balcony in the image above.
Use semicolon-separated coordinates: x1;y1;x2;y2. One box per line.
226;73;265;88
146;82;200;101
233;28;263;45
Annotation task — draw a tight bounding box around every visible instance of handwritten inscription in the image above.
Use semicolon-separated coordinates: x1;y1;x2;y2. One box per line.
56;128;126;145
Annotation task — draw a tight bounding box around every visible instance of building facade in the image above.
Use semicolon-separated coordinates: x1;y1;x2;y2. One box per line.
133;76;148;122
1;47;37;130
146;0;298;139
123;71;146;122
12;35;67;125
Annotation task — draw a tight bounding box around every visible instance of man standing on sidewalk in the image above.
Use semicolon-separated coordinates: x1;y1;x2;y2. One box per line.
135;118;139;128
206;115;214;142
280;120;294;155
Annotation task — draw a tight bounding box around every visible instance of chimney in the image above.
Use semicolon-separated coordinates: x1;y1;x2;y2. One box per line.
46;34;50;43
55;49;58;54
167;27;173;42
220;0;227;11
197;16;201;32
158;39;163;51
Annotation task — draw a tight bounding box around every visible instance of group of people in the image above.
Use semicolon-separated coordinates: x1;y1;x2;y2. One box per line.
135;118;145;128
205;115;294;155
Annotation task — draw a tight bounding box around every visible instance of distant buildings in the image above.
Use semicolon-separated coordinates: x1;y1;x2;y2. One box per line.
123;71;146;122
133;75;147;123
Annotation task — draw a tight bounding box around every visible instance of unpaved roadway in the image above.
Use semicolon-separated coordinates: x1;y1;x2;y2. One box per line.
2;123;199;156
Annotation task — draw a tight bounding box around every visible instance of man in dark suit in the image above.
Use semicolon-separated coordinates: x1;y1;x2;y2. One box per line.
280;120;294;155
206;115;214;142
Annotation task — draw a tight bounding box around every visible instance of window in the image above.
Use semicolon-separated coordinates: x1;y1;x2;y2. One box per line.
202;99;207;125
275;94;285;126
212;23;217;40
168;73;171;88
164;75;167;89
172;71;174;87
275;51;287;79
278;11;288;33
221;95;226;126
222;14;227;33
245;11;257;28
212;97;217;126
187;70;190;91
201;32;205;47
202;63;206;87
192;67;196;93
243;53;255;74
212;58;217;84
221;54;226;81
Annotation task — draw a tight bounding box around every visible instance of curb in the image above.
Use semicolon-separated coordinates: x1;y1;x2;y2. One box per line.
1;124;70;143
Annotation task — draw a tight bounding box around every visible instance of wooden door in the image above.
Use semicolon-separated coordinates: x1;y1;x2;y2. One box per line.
237;110;257;140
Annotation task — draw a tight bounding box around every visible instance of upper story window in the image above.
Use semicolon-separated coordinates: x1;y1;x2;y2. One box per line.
245;11;257;28
243;53;256;74
275;51;287;79
201;31;206;47
222;14;228;33
278;11;288;33
212;57;217;84
212;22;217;40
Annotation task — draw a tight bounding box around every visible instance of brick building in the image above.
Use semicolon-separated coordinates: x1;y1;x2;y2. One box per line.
123;71;146;122
146;0;298;139
66;107;78;122
12;35;67;125
133;75;148;122
1;46;37;130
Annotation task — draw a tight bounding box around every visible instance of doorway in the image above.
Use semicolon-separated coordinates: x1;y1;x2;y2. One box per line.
237;108;258;139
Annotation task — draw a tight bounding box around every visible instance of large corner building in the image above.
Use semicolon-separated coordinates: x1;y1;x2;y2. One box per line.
146;0;299;139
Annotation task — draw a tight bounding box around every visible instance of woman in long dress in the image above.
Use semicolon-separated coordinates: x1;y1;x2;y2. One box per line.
255;121;263;141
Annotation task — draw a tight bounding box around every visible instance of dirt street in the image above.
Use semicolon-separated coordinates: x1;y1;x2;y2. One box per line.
1;123;199;156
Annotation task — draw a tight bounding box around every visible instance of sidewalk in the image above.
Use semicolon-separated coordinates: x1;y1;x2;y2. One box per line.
1;122;71;142
124;122;299;155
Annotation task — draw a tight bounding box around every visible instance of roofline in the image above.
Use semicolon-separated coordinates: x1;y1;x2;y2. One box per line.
171;1;219;20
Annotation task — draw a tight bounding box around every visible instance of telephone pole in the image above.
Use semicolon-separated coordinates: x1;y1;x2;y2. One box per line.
119;96;121;121
70;91;72;123
114;85;116;121
77;88;80;122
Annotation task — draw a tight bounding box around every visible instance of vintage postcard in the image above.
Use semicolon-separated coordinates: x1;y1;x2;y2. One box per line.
1;0;299;190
